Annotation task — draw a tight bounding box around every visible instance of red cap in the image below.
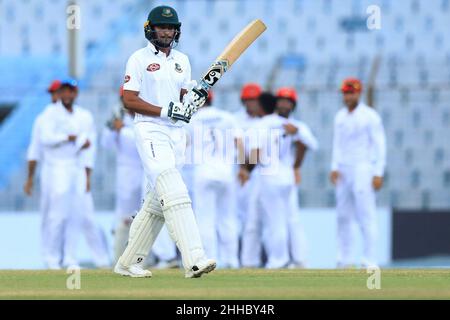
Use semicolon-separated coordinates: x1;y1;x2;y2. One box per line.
47;80;61;93
119;85;124;97
341;78;362;93
276;87;298;103
241;83;262;100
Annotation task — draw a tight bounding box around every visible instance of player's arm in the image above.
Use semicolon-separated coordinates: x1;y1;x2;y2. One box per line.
293;141;307;185
330;116;340;185
24;160;37;196
24;119;42;195
369;114;387;190
123;90;166;117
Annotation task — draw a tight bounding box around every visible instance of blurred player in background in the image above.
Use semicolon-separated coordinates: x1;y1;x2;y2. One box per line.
24;80;61;268
36;79;109;268
101;86;144;263
235;83;263;267
115;5;215;278
275;87;318;268
188;91;240;268
330;78;386;268
244;92;310;268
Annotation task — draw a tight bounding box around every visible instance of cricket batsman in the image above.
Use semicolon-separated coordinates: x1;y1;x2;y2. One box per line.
114;5;215;278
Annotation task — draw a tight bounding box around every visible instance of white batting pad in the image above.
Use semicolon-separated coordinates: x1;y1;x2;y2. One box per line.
118;191;164;267
155;168;207;271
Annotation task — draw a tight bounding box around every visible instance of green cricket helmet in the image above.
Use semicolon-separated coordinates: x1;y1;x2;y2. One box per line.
144;5;181;49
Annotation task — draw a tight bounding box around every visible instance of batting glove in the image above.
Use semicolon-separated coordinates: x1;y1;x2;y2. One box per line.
183;80;208;109
161;101;196;124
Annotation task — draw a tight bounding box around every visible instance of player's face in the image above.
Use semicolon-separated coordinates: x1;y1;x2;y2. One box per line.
60;87;78;107
342;91;360;108
154;25;176;47
50;91;60;103
276;98;294;118
243;99;261;117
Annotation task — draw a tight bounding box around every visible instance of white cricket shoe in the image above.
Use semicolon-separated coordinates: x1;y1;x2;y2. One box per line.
185;259;216;278
114;262;152;278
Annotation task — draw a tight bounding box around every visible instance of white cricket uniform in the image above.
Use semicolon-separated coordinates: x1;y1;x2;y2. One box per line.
234;109;262;267
246;113;311;268
40;102;109;268
187;106;240;268
26;103;55;266
286;118;318;267
101;113;144;262
331;102;386;267
121;42;211;272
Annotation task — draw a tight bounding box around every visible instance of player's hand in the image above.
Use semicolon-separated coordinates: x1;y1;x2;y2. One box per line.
162;101;196;123
330;170;340;185
238;167;250;186
372;176;383;190
294;168;301;185
113;119;124;131
68;135;77;142
24;178;33;196
183;81;208;109
283;123;299;135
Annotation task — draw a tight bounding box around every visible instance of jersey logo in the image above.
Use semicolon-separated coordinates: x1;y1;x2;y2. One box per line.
147;63;160;72
124;75;130;83
174;63;183;73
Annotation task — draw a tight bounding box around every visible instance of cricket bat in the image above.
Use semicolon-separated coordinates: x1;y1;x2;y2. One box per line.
197;19;267;92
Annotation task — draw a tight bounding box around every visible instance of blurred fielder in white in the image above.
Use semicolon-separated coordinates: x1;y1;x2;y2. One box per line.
187;91;240;268
101;86;144;263
235;83;263;267
34;79;109;269
245;92;311;268
330;78;386;268
24;80;61;268
274;87;318;268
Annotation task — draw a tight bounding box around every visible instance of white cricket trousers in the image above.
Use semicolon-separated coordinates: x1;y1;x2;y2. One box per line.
239;174;262;267
287;185;308;266
133;121;207;269
259;181;290;268
81;192;110;267
45;162;84;268
335;164;378;267
241;175;290;268
113;164;144;263
193;177;239;268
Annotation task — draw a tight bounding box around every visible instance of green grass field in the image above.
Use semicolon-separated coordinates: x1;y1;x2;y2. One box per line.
0;269;449;299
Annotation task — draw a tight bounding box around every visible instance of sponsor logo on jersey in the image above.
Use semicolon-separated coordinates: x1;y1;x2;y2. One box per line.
147;63;161;72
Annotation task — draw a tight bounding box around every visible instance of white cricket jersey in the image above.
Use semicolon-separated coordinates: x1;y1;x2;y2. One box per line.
249;113;304;185
187;106;238;182
234;109;261;157
289;118;319;151
123;42;191;127
101;113;142;167
331;103;386;176
39;102;96;167
27;103;56;161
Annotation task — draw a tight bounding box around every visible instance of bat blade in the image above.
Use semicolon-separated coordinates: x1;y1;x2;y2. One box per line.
199;19;267;90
